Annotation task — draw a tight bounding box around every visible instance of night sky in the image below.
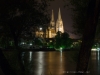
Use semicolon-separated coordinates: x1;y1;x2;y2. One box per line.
49;0;79;39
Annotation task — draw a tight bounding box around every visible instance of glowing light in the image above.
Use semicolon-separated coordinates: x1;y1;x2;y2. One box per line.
30;43;32;46
22;42;25;44
91;48;97;51
97;48;100;51
91;48;100;51
60;47;63;50
39;27;42;30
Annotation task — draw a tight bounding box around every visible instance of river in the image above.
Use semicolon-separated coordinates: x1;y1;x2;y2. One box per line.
1;50;100;75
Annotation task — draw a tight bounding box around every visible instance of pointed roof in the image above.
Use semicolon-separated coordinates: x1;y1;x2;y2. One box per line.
58;8;62;20
51;9;55;21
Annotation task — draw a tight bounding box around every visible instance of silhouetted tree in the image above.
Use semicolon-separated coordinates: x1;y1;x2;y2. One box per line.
0;0;54;74
63;0;100;39
55;31;62;49
0;0;52;49
0;49;16;75
63;0;89;36
75;0;100;75
61;32;72;49
63;0;100;74
55;31;72;49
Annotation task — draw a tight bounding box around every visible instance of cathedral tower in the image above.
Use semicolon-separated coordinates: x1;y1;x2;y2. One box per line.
49;10;56;38
56;8;64;33
46;10;56;38
50;10;55;27
35;8;64;39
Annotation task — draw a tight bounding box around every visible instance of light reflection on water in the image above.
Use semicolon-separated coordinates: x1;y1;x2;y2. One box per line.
29;51;32;62
37;52;44;75
20;51;100;75
98;50;99;61
91;51;100;75
91;51;96;60
22;52;25;64
60;51;62;62
97;51;100;75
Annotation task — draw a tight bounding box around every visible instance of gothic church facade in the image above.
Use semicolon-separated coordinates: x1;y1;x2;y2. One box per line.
35;8;64;38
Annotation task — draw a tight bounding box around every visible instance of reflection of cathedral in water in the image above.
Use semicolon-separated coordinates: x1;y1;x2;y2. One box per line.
35;8;64;38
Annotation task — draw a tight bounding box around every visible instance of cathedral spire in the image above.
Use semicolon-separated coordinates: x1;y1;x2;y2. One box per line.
51;10;54;21
58;8;62;20
50;9;55;27
56;8;64;33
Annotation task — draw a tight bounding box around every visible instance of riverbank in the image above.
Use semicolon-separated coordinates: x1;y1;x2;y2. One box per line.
1;48;79;51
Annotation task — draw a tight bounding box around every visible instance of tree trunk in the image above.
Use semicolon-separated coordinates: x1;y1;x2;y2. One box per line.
76;0;100;75
13;36;25;71
0;49;16;75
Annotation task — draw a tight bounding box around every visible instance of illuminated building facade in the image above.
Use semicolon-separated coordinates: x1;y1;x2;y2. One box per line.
35;8;64;38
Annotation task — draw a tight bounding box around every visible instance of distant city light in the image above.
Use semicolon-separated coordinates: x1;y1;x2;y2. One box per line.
60;47;63;50
91;48;100;51
30;43;32;46
22;42;25;44
91;48;97;51
39;27;42;30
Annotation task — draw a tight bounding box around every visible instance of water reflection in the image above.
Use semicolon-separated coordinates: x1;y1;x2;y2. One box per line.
19;51;100;75
24;51;77;75
90;51;100;75
37;52;44;75
29;51;32;62
60;51;62;62
98;50;99;61
46;52;64;75
97;51;100;75
22;52;25;64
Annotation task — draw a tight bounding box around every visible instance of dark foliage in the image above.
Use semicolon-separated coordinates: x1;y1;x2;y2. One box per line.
0;0;52;48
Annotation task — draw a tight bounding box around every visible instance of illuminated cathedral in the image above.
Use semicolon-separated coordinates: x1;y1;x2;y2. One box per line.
35;8;64;38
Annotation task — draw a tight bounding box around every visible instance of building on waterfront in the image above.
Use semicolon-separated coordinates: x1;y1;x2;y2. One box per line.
35;8;64;38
